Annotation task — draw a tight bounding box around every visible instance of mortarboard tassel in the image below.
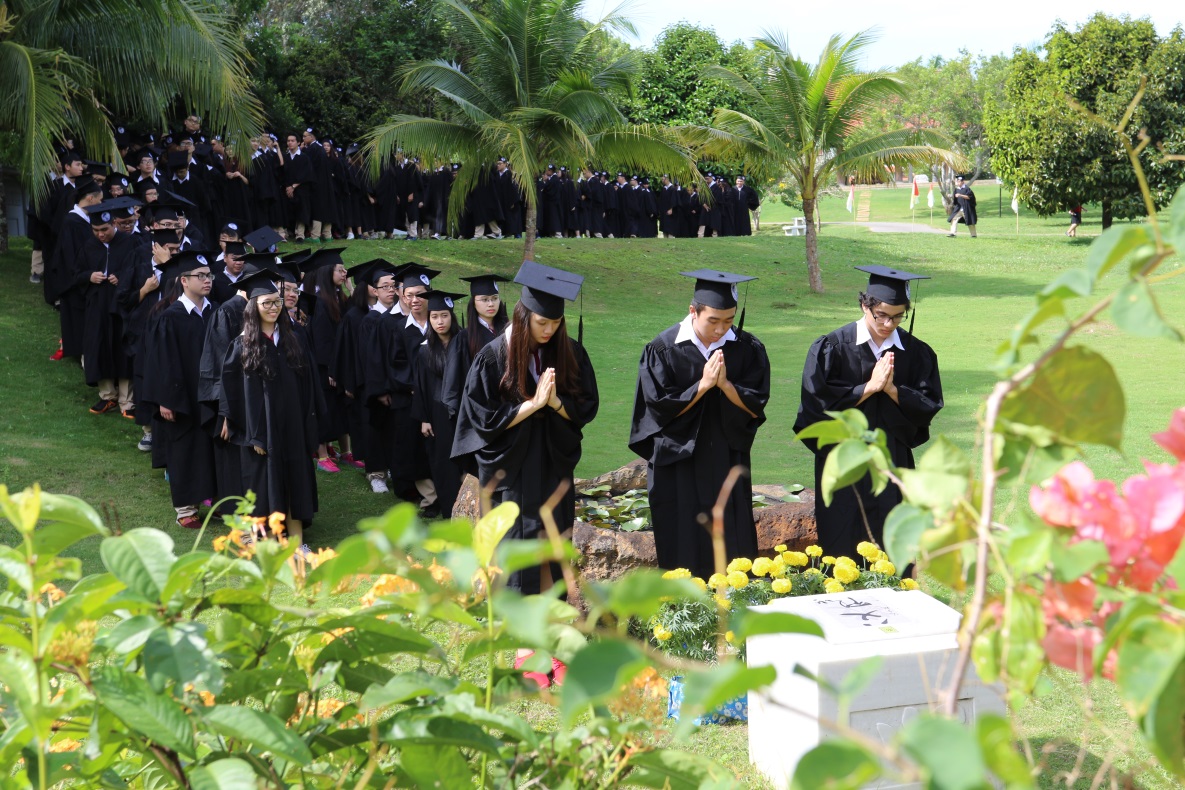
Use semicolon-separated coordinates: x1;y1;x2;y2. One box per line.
908;280;921;335
737;282;749;331
578;291;584;345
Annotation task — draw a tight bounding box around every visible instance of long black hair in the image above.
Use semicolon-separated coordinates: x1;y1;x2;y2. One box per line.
149;277;183;318
425;308;458;378
348;277;372;315
311;265;344;324
498;301;579;401
466;295;509;359
241;296;306;378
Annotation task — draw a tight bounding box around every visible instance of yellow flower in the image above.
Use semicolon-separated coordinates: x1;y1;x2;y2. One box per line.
726;570;749;589
725;630;736;644
713;593;732;610
662;568;692;580
360;574;418;606
310;547;337;568
824;579;846;594
834;564;861;584
751;557;774;577
875;550;889;563
771;578;792;594
783;551;808;567
821;556;836;566
691;577;708;592
726;557;752;574
770;555;787;578
268;512;286;536
228;528;246;547
708;573;728;590
39;583;65;603
212;535;230;552
49;738;82;753
774;544;788;553
653;624;673;642
803;567;822;577
198;690;216;707
873;559;897;576
901;578;919;591
834;556;858;569
856;541;880;561
805;545;823;558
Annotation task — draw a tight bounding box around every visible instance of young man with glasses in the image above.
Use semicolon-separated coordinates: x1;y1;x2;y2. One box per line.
794;266;945;562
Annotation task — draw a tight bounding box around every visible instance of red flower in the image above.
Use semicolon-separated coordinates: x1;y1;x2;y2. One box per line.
1152;407;1185;461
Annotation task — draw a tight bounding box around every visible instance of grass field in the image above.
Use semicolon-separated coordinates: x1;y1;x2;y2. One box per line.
2;187;1183;786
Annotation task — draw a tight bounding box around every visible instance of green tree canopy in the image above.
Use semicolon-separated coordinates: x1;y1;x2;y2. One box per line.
985;13;1185;227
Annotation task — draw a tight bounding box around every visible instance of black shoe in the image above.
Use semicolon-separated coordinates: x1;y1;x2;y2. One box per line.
89;399;117;415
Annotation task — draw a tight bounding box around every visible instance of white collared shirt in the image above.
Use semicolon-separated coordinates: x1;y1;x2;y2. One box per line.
407;315;428;335
478;316;495;333
179;294;210;315
70;205;88;221
224;269;241;283
370;302;390;313
855;317;904;360
675;314;735;361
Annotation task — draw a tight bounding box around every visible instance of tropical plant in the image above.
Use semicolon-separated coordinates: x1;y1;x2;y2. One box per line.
0;0;264;244
362;0;702;261
689;31;963;293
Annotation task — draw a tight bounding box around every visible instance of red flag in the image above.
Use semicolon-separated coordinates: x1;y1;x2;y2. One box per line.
910;179;919;209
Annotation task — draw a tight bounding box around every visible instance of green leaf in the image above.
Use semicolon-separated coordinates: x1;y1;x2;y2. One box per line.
1112;278;1182;340
187;757;259;790
384;714;503;754
100;529;177;603
1038;267;1093;301
0;546;33;594
98;615;159;655
977;714;1034;787
730;610;824;641
1117;618;1185;717
898;467;968;516
473;501;519;567
560;639;649;726
360;671;457;711
1003;528;1054;576
899;714;990;790
201;705;314;764
1165;185;1185;255
676;662;776;736
994;436;1078;488
142;622;224;695
916;436;971;476
790;741;881;790
1051;539;1109;582
998;346;1124;449
820;439;873;507
596;569;704;621
1142;659;1185;777
1086;224;1152;282
92;666;196;759
794;418;855;448
399;744;472;790
626;749;732;789
883;503;933;569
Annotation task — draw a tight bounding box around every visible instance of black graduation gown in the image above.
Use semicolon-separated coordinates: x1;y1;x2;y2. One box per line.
209;271;244;305
48;211;93;355
308;299;349;442
732;186;759;236
715;183;735;236
117;254;164;426
658;184;683;236
412;344;463;517
361;307;413;478
219;332;323;521
332;305;370;463
198;296;249;508
440;321;500;419
399;320;433;487
451;335;599;593
141;299;218;508
793;322;944;561
629;323;770;579
950;185;977;225
80;232;137;386
683;189;700;237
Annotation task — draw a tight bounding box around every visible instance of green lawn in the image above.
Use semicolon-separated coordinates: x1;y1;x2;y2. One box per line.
2;188;1183;786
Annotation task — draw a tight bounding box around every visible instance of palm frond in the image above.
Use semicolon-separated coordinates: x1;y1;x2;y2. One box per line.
362;116;483;175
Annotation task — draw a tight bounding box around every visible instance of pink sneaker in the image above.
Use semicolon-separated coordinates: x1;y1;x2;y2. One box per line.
316;457;339;473
340;452;365;469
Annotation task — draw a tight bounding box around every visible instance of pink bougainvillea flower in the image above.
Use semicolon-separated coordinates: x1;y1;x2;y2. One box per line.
1042;622;1103;680
1029;461;1100;529
1042;578;1096;624
1152;407;1185;461
1125;462;1185;568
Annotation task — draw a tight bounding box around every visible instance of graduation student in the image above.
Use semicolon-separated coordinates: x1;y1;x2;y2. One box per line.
392;265;439;509
303;247;353;471
140;250;220;529
360;261;404;493
47;177;103;359
331;260;388;473
218;270;325;548
209;240;248;303
794;266;944;561
411;290;466;517
452;260;599;597
441;274;511;421
629;270;771;579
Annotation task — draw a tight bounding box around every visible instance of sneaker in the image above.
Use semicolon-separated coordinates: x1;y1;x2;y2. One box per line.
176;515;202;530
340;452;365;469
316;457;340;473
29;273;42;284
50;340;64;361
89;399;117;415
369;477;390;494
346;232;355;240
121;408;136;420
137;434;153;452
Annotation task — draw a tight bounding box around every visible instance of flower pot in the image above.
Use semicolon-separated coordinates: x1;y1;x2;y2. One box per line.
667;675;748;724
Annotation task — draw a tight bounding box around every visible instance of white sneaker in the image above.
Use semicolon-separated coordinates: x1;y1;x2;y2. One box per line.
370;477;390;494
346;232;355;239
432;233;442;240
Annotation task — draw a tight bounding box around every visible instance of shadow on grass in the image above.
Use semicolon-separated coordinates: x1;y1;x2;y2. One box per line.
1025;737;1147;789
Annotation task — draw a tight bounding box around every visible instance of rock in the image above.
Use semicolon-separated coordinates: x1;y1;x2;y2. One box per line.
581;458;648;495
451;474;481;520
754;490;817;554
568;521;656;612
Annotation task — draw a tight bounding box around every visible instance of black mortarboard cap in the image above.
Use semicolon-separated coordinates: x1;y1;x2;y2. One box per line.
167;150;190;170
105;173;130;192
680;269;755;310
159;249;217;281
514;261;583;320
157;189;196;211
134;179;161;198
238;252;281;276
84;160;111;178
300;247;347;274
224;241;248;256
274;259;302;284
152;228;182;245
61;151;82;165
236;268;281;300
243;226;283;252
75;177;101;197
398;264;440;290
221;221;241;237
460;273;510;297
423;290;466;313
85;201;124;225
854;265;928;305
345;259;390;284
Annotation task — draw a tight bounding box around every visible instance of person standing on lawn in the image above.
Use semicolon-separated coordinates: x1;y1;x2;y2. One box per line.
629;269;771;580
947;175;977;238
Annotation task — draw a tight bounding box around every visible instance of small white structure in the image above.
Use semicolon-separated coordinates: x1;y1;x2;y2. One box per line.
747;589;1004;789
783;217;808;236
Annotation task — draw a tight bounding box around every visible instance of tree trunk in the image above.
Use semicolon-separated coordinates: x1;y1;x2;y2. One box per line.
804;197;823;293
0;169;8;255
1102;199;1113;230
523;203;537;262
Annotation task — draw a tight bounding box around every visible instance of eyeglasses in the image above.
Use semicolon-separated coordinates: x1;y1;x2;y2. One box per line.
257;299;283;310
183;272;214;281
375;284;397;291
870;310;907;325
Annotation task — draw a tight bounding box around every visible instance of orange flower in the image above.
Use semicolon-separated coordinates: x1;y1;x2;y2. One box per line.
198;691;216;707
212;535;230;552
268;512;286;536
361;574;418;606
49;738;82;753
40;583;65;603
321;627;354;645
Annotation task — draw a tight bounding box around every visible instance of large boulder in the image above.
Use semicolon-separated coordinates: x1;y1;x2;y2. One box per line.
579;458;648;495
753;489;818;554
452;474;482;520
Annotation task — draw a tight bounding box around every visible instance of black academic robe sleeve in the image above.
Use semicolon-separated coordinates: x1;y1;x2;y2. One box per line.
411;345;433;424
198;296;245;430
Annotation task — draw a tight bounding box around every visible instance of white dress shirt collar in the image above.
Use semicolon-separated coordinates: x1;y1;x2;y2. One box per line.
675;314;735;360
179;294;210;315
855;317;904;360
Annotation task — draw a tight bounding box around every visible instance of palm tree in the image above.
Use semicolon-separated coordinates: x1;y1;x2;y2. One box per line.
692;31;964;293
0;0;263;251
363;0;701;261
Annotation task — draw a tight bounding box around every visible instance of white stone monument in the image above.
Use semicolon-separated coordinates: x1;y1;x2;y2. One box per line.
747;589;1004;789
